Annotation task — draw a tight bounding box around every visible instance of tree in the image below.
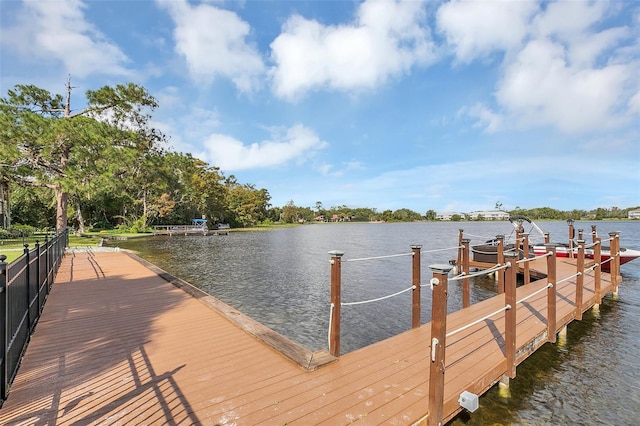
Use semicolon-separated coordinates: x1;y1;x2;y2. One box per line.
425;209;437;221
0;79;164;231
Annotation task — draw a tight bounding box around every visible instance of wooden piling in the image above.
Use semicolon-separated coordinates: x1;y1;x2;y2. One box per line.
461;239;470;308
328;250;344;357
411;245;422;329
522;233;530;285
545;244;557;343
497;235;505;294
504;251;518;379
427;264;452;426
576;240;585;320
594;237;602;304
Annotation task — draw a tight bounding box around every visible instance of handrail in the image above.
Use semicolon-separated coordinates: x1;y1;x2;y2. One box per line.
343;252;413;263
1;228;69;402
446;305;511;338
341;285;415;306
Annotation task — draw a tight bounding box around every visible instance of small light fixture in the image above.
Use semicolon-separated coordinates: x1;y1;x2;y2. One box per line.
458;390;479;412
566;218;575;226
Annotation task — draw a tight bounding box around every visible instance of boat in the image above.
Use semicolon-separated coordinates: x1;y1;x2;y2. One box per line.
531;243;640;271
471;216;640;271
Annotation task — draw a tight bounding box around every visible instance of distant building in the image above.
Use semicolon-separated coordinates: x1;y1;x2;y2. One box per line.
436;212;465;221
468;210;510;220
629;210;640;219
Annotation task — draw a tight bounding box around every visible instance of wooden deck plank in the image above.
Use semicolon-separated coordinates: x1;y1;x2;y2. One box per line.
0;250;622;425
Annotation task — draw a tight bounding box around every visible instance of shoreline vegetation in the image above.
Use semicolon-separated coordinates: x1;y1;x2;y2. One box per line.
1;218;637;265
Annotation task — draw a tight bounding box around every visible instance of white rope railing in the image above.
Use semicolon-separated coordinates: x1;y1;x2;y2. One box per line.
517;283;553;305
328;303;334;350
463;232;495;241
556;271;582;285
341;285;416;306
343;252;414;262
448;263;507;282
446;305;512;338
516;251;552;264
422;245;464;254
600;256;613;265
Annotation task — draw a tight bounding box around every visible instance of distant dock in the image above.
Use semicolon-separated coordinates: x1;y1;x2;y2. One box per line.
152;224;230;236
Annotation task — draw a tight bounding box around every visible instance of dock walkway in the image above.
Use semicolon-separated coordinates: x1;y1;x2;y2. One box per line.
0;249;618;425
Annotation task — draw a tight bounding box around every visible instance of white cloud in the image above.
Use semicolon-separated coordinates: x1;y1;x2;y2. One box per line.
269;0;435;100
158;0;265;92
203;124;328;171
443;0;639;134
459;103;503;133
497;39;631;133
0;0;130;77
436;0;538;63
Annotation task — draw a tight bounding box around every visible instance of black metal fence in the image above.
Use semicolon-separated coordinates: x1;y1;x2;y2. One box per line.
0;228;68;403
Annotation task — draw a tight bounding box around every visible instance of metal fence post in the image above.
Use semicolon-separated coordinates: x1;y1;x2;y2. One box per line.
24;244;31;332
35;241;41;315
427;263;452;426
0;255;7;400
411;245;422;329
328;250;344;358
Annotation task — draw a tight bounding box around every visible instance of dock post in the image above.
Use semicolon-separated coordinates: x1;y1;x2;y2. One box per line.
578;229;584;241
522;233;530;285
576;240;585;320
328;250;344;357
427;264;453;426
0;255;7;400
591;225;597;243
545;244;557;343
594;237;602;304
608;232;618;292
496;235;505;294
456;229;463;273
411;245;422;329
567;219;575;259
544;232;550;244
613;232;621;293
461;239;470;308
504;251;518;379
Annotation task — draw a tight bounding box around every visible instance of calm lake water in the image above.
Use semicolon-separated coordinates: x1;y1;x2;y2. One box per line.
108;220;640;425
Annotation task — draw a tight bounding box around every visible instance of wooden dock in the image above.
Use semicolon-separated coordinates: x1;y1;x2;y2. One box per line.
0;247;622;425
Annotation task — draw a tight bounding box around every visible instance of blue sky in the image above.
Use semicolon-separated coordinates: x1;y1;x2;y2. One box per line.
1;0;639;214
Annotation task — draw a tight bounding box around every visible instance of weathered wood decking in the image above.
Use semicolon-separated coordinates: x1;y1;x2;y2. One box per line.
0;249;620;425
